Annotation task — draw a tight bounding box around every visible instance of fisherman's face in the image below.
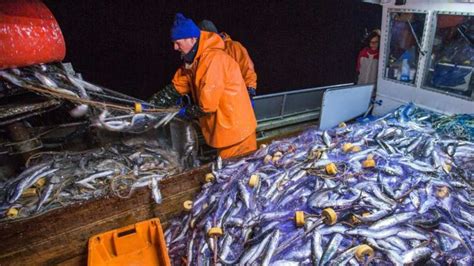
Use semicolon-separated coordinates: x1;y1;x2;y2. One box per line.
174;38;197;56
369;36;379;51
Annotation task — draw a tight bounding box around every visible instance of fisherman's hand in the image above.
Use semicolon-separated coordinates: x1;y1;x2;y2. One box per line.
247;87;256;108
148;83;181;108
178;106;188;119
178;105;206;120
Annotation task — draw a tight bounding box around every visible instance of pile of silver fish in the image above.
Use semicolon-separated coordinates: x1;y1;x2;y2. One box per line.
0;140;181;221
431;114;474;142
165;104;473;265
0;63;177;133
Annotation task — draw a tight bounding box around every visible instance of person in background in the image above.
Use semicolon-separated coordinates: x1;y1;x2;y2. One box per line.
149;13;257;159
356;29;380;85
199;20;258;104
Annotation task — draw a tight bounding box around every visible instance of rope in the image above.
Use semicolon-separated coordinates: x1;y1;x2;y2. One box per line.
19;82;178;114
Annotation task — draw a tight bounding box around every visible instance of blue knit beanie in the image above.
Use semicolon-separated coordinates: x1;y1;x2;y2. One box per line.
170;13;201;41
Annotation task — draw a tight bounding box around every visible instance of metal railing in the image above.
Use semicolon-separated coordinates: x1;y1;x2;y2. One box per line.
253;83;354;123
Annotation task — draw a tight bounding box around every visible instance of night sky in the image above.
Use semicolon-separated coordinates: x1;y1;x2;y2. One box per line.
43;0;381;100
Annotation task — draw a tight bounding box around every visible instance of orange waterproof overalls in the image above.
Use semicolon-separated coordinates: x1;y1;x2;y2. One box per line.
172;31;257;158
221;32;257;90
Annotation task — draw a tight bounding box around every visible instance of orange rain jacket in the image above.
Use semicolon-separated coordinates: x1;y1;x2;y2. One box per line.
221;33;257;89
172;31;257;148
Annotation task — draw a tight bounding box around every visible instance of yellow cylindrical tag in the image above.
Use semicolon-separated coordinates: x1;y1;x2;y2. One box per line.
264;154;272;164
295;211;305;227
183;200;193;211
22;188;37;197
351;146;361;152
436;186;449;198
249;174;259;188
35;177;46;188
322;208;337;225
272;156;281;163
273;151;283;157
342;143;354;152
355;245;374;262
325;163;338;175
134;102;143;113
363;155;376;168
443;164;452;173
205;173;215;183
7;208;18;218
208;227;223;237
351;215;361;224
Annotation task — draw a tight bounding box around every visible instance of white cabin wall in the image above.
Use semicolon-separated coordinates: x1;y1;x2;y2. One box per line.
373;0;474;115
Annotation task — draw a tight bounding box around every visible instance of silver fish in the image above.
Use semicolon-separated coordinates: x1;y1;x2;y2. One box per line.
261;229;280;266
322;131;332;147
369;212;415;231
402;247;431;264
311;230;323;264
320;233;343;265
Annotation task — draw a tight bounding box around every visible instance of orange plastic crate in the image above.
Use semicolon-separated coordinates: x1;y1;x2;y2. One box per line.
88;218;170;266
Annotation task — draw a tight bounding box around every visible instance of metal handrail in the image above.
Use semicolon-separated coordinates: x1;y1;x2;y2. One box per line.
254;83;353;99
254;83;354;123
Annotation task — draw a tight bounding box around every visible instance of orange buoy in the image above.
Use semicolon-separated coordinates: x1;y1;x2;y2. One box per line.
0;0;66;69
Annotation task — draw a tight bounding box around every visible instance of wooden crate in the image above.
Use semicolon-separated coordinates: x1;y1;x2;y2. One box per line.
0;164;211;265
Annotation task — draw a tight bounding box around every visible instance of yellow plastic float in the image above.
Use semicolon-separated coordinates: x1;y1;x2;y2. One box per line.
363;154;376;168
325;163;338;175
355;244;374;262
7;208;18;218
342;143;354;152
322;208;337;225
204;173;215;183
207;227;223;237
295;211;305;227
183;200;193;211
248;174;259;188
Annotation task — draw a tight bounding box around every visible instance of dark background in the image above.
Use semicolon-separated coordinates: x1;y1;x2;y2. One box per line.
43;0;381;100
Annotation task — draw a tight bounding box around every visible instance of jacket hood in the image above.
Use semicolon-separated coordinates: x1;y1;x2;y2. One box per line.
194;31;225;63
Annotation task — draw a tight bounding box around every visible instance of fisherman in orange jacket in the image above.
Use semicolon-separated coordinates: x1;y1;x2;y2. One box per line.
149;13;257;159
198;20;257;102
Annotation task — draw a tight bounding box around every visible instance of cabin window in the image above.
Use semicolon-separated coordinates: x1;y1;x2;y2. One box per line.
422;14;474;100
384;12;427;85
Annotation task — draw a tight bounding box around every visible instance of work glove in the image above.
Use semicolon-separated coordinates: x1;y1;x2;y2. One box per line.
247;87;256;108
148;83;181;108
178;105;206;120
